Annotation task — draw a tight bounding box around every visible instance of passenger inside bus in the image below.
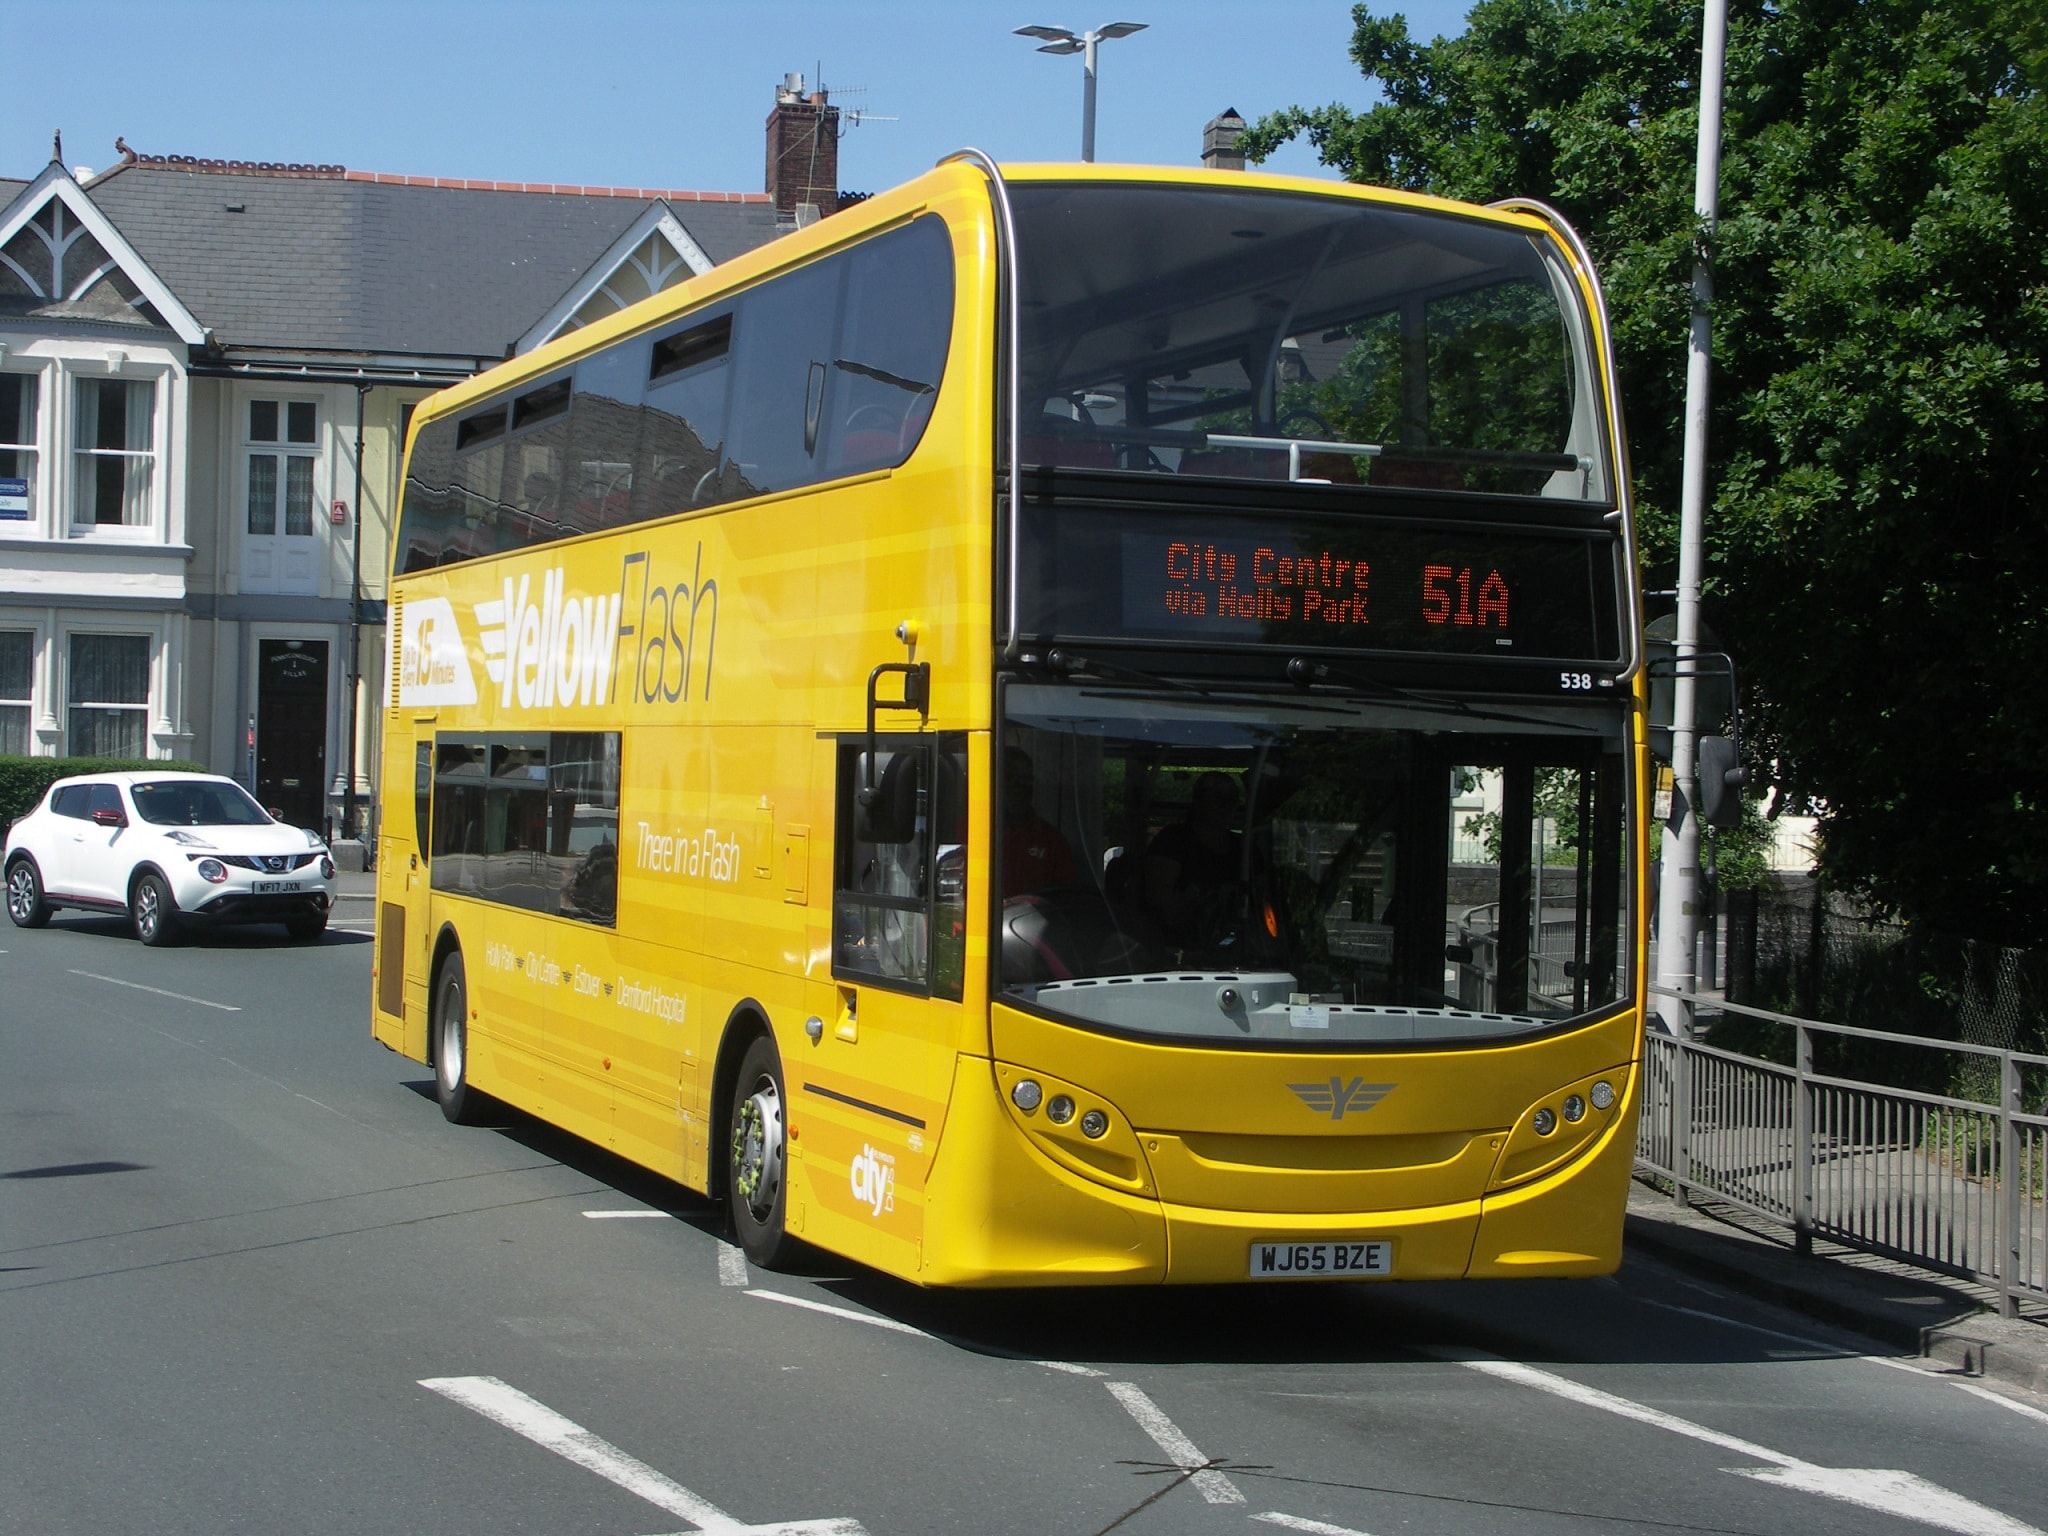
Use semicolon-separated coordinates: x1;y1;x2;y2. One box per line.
1142;770;1243;945
1001;747;1078;897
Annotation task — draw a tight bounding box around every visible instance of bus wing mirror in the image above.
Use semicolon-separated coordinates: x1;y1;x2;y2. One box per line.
859;662;932;806
1698;734;1748;830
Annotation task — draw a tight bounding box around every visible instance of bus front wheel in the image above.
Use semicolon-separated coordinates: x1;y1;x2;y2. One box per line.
433;952;490;1126
727;1035;795;1268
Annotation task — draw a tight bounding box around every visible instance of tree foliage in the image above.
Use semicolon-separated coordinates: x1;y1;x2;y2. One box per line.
1245;1;2048;943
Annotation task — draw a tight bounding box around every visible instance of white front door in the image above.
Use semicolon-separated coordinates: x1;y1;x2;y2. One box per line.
242;398;322;595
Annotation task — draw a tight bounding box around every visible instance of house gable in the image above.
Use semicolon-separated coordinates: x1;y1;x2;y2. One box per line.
516;202;717;355
0;163;205;343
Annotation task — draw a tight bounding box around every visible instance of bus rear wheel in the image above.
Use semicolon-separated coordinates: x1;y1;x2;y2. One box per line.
727;1035;796;1268
433;952;490;1125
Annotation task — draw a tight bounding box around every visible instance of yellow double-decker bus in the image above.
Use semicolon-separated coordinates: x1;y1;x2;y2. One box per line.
372;155;1646;1286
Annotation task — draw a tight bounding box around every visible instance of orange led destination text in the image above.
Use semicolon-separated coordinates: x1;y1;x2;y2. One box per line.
1162;542;1371;625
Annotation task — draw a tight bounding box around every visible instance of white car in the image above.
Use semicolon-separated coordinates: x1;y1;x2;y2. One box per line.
4;771;336;945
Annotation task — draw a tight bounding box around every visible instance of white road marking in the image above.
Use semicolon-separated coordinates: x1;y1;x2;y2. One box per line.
1254;1514;1376;1536
718;1243;750;1288
583;1209;673;1219
1033;1357;1106;1378
1440;1350;2044;1536
1103;1380;1245;1506
1954;1381;2048;1427
419;1375;865;1535
1727;1465;2043;1534
745;1288;935;1337
68;969;241;1012
1864;1353;1944;1376
1631;1295;1841;1354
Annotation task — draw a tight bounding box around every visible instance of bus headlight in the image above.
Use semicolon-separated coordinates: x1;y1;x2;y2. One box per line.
1591;1080;1615;1111
1080;1109;1109;1139
1532;1107;1557;1136
1046;1095;1076;1125
1562;1094;1586;1123
1011;1079;1043;1112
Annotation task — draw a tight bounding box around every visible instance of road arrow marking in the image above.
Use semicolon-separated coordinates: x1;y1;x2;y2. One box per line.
1436;1351;2043;1536
420;1375;866;1535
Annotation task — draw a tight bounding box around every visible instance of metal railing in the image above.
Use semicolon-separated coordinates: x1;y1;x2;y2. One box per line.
1637;985;2048;1318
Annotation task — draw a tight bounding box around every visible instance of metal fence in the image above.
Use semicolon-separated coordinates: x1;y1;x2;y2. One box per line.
1636;985;2048;1318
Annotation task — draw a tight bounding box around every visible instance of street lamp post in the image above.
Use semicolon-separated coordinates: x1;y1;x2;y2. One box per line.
1655;0;1732;1039
1015;21;1147;162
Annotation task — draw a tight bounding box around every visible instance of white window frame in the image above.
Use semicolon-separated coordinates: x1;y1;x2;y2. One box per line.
0;362;46;536
67;359;169;541
0;624;36;756
242;395;324;540
63;627;155;760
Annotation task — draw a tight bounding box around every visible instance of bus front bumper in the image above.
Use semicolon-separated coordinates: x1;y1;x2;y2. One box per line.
918;1055;1635;1287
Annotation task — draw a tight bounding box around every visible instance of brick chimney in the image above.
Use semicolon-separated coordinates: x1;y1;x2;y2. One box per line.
1202;108;1247;172
766;73;840;225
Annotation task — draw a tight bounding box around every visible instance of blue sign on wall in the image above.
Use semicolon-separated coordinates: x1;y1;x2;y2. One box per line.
0;477;26;519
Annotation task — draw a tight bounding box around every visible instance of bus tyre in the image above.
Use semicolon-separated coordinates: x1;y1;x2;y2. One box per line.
6;858;50;928
433;953;490;1125
132;872;181;947
728;1035;796;1268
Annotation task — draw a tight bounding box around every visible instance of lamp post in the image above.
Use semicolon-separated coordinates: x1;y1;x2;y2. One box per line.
1655;0;1731;1038
1014;21;1147;161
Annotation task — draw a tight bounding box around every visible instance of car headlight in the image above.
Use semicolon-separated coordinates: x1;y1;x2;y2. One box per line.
196;859;229;884
167;830;214;848
301;828;325;850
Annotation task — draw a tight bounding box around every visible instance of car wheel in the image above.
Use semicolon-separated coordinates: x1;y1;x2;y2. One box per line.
131;872;181;947
286;913;328;944
433;952;490;1125
6;858;50;929
727;1033;797;1268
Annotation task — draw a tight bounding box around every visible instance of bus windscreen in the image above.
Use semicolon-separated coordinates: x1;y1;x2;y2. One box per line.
1012;183;1611;504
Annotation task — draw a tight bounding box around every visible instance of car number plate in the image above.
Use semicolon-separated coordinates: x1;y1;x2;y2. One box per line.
252;880;301;894
1249;1240;1393;1278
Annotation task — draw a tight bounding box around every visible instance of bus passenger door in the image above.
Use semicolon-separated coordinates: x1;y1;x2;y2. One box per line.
800;736;967;1274
376;717;438;1060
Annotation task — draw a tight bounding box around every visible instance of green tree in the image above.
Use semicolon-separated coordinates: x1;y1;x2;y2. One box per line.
1246;1;2048;944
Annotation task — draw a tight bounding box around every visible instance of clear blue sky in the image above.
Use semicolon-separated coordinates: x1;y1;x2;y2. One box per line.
9;1;1475;194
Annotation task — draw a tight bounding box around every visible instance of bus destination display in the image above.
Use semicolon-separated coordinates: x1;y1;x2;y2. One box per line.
1026;514;1616;661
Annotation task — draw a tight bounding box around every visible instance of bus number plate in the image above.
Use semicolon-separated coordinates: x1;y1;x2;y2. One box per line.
253;880;301;894
1249;1240;1392;1278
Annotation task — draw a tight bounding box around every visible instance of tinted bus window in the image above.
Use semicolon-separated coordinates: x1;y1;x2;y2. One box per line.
637;311;736;520
396;214;955;573
829;217;952;476
727;256;841;499
430;732;619;926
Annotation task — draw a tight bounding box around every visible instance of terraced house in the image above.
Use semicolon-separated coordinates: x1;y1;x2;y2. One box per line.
0;115;828;836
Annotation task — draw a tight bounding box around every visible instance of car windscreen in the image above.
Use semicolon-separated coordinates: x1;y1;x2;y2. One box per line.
130;780;273;827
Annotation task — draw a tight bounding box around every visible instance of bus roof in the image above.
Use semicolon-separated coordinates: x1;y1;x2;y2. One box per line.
406;159;1575;433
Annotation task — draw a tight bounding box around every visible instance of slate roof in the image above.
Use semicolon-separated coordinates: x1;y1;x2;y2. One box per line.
81;164;781;359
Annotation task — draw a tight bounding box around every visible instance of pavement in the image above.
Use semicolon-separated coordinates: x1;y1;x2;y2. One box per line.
1625;1180;2048;1394
333;860;2048;1399
332;866;376;924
